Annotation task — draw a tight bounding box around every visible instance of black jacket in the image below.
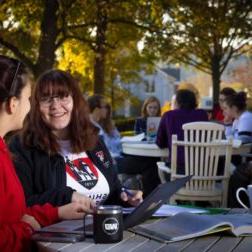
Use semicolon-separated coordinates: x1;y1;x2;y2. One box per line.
134;117;147;135
9;135;123;207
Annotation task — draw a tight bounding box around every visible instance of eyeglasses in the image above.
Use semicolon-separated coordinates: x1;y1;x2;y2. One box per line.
9;62;21;96
39;95;72;107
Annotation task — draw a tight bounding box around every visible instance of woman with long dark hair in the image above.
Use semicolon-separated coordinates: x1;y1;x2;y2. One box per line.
0;56;94;252
222;92;252;143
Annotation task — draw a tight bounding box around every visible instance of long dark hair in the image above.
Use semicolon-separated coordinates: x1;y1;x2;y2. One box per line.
220;87;236;97
224;92;247;112
99;103;115;136
22;69;98;154
0;55;30;103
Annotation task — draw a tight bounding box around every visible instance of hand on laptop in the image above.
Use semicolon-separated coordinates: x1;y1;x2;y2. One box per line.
71;192;96;213
121;189;143;206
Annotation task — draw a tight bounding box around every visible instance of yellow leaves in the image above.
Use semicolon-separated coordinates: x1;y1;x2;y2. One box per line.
57;40;94;93
57;40;93;79
161;101;172;115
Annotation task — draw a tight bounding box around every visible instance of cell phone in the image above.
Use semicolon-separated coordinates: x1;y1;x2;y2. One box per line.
32;232;85;243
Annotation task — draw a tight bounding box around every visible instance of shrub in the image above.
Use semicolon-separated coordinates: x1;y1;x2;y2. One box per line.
115;117;135;132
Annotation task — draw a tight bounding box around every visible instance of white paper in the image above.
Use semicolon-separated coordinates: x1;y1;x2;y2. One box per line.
123;204;208;217
120;133;145;143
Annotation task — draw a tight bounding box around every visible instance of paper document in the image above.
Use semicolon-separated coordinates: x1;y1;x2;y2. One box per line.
123;204;208;217
121;133;145;143
219;139;242;148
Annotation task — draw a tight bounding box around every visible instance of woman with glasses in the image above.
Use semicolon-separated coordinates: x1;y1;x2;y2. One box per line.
9;69;142;209
0;56;96;252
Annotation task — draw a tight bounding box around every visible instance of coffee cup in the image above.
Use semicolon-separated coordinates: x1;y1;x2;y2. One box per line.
93;205;123;243
236;185;252;209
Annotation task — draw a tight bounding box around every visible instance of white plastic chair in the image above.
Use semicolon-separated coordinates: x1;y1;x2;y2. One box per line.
170;122;233;207
157;161;171;183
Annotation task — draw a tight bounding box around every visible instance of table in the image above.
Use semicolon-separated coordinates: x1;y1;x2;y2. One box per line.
121;140;251;158
37;208;252;252
121;142;168;158
218;140;252;156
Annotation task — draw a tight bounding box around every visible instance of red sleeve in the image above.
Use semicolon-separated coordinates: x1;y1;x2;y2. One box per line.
0;221;33;252
26;203;58;227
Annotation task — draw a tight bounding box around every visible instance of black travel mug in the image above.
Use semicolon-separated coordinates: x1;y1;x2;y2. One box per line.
93;205;123;243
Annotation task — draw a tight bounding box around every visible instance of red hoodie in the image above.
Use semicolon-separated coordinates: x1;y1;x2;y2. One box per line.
0;137;58;252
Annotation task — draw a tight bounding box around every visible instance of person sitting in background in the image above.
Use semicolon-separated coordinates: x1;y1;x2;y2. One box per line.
134;96;161;135
0;55;94;252
156;89;208;174
87;94;107;137
92;100;160;197
99;103;122;159
222;91;252;144
225;93;252;207
9;70;142;209
213;87;236;124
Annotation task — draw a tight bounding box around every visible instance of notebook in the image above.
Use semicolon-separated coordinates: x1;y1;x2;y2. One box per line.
33;176;191;241
131;212;252;243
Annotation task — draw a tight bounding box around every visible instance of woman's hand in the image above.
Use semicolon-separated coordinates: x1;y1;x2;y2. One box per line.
223;114;233;124
120;189;143;207
71;192;96;214
58;201;95;220
21;214;41;230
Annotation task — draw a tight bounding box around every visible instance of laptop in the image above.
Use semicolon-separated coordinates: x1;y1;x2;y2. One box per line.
32;176;192;241
146;117;161;142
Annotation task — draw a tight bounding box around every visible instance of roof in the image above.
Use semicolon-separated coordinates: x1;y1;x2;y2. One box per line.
159;67;180;81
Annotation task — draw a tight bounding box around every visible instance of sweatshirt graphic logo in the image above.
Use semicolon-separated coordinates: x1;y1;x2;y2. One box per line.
66;156;98;189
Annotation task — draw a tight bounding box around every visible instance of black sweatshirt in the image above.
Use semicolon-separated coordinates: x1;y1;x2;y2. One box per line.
9;135;123;207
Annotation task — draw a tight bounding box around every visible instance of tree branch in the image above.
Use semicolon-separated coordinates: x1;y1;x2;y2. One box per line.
0;37;35;71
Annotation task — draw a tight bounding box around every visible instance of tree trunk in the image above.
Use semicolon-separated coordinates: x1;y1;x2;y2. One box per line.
34;0;59;77
211;54;221;106
93;1;107;95
94;51;106;94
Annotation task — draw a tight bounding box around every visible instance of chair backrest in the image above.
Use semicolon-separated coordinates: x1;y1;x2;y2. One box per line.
183;121;224;142
171;122;232;193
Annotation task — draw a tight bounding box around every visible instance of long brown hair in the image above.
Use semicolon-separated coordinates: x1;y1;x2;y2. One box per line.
141;96;161;117
224;91;247;112
21;69;98;154
99;103;115;136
